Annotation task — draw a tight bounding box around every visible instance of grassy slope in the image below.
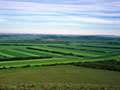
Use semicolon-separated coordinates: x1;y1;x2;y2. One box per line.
0;61;119;89
0;65;120;89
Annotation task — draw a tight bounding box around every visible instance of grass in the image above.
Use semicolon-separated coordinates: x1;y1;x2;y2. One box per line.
0;51;14;58
0;57;81;68
0;42;119;68
15;48;63;57
0;65;120;90
0;35;120;89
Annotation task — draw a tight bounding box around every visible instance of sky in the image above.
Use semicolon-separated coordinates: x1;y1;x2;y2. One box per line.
0;0;120;35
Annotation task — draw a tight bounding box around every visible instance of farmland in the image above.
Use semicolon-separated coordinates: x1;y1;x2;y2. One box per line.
0;34;120;90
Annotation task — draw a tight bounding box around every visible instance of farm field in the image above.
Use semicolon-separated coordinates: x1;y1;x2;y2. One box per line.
0;34;120;90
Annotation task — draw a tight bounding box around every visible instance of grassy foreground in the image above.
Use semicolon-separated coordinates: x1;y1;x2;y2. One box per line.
0;65;120;90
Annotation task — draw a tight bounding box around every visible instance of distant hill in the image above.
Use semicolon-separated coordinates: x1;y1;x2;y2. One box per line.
0;34;120;44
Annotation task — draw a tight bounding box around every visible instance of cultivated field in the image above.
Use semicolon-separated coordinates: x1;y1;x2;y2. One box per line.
0;34;120;90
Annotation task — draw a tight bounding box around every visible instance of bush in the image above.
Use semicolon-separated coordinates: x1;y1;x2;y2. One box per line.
72;60;120;71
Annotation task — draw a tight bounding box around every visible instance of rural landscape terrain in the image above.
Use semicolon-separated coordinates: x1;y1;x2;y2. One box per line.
0;0;120;89
0;34;120;90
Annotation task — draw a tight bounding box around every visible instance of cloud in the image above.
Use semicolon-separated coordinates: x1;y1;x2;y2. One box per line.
1;14;119;25
1;26;120;35
0;0;120;35
112;1;120;7
0;0;96;12
0;18;7;22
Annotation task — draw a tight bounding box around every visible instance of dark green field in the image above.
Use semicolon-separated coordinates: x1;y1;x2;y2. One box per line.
0;34;120;90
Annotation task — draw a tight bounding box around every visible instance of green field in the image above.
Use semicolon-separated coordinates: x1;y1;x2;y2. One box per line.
0;65;120;90
0;42;119;68
0;35;120;90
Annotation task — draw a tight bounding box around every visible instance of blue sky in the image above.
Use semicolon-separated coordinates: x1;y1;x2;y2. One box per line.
0;0;120;35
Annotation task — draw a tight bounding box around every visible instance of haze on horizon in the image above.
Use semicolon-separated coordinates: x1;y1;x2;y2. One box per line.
0;0;120;35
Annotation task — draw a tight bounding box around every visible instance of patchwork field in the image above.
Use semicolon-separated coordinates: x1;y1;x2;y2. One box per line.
0;42;120;67
0;35;120;90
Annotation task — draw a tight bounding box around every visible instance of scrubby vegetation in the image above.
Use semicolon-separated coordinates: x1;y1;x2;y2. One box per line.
0;83;120;90
72;59;120;71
